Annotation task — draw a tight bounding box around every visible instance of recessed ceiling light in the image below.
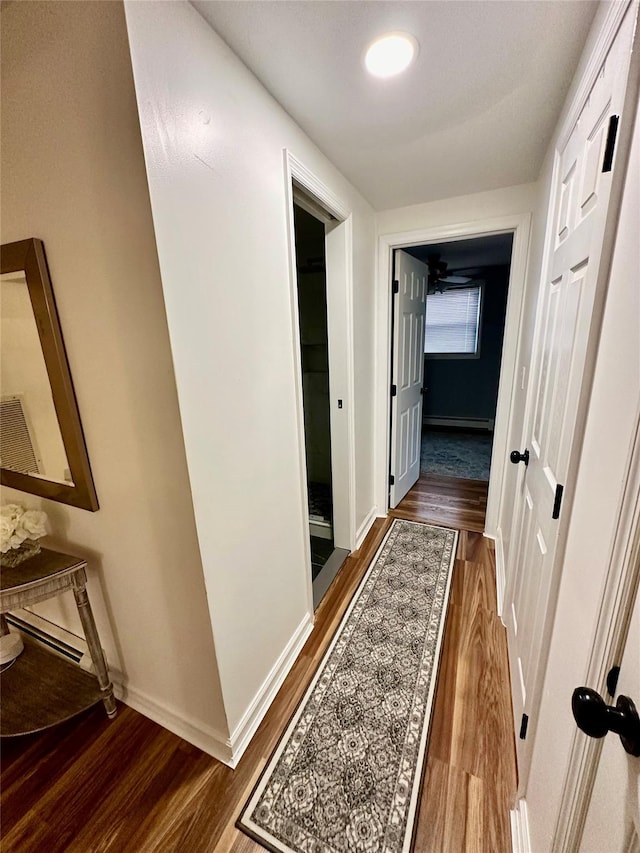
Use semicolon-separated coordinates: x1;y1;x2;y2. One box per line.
364;33;418;78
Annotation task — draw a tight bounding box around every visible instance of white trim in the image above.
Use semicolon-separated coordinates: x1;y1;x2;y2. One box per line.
283;156;315;617
11;608;235;766
553;407;640;849
510;799;532;853
121;682;234;766
375;213;532;536
486;527;507;621
286;153;350;222
355;506;378;551
327;212;357;551
228;611;314;767
284;150;357;579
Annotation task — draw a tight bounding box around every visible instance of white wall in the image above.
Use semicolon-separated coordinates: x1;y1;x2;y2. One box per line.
124;1;377;735
376;183;537;236
1;1;228;752
525;45;640;853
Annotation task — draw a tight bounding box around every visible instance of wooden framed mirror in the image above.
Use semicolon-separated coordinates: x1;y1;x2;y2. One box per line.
0;239;98;510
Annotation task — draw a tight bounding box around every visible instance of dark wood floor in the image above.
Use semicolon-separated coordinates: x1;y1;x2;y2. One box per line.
1;475;515;852
392;473;489;533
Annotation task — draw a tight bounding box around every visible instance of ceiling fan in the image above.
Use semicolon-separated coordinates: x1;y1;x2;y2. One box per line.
426;254;483;294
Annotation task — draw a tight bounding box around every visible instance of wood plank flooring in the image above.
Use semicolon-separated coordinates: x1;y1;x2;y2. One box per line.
391;474;489;533
1;475;515;852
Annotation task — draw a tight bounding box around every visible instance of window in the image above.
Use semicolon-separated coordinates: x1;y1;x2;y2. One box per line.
424;286;482;357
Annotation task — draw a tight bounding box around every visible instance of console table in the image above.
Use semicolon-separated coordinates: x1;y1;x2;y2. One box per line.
0;547;116;737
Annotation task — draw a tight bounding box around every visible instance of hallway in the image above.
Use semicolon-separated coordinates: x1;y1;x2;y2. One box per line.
1;475;516;852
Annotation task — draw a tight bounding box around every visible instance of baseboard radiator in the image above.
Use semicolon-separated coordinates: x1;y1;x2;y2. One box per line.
5;610;102;677
423;416;494;432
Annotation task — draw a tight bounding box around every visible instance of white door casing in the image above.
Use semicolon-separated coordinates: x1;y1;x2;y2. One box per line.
325;214;355;550
389;250;427;508
376;215;531;536
284;151;356;616
579;586;640;852
504;5;636;792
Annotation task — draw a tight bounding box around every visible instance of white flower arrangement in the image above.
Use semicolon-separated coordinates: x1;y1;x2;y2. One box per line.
0;504;48;554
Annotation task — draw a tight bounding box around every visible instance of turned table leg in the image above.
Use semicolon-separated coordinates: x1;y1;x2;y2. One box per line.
72;574;117;718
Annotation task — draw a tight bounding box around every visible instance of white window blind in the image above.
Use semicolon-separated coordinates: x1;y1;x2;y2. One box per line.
424;286;482;355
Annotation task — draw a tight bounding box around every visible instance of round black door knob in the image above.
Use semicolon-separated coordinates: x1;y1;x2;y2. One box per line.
572;686;640;756
510;449;530;466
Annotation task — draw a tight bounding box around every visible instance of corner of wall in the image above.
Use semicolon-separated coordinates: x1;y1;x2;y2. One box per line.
227;612;314;767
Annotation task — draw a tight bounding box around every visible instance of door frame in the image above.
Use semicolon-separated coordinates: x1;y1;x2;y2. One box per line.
504;0;639;805
375;214;532;549
284;150;357;616
551;406;640;850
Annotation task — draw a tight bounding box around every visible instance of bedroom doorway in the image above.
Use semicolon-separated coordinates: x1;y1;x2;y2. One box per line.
388;233;513;507
412;233;513;485
380;214;530;548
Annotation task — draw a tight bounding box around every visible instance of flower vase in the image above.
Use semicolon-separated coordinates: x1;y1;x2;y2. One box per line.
0;539;41;568
0;614;24;666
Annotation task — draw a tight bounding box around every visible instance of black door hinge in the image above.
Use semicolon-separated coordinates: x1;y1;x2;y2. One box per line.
392;279;399;294
606;665;620;698
552;484;564;520
602;115;619;172
390;384;397;397
520;713;529;740
389;474;395;486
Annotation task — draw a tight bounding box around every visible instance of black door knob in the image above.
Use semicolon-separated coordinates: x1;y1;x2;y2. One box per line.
571;686;640;756
510;449;530;466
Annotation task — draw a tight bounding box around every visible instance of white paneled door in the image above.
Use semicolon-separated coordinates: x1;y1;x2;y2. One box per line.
389;250;427;508
505;6;636;789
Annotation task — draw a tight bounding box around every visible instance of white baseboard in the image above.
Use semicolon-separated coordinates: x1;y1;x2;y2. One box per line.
228;611;314;767
120;682;234;766
510;799;531;853
494;526;506;622
355;506;378;551
13;608;234;765
483;528;506;624
15;606;316;771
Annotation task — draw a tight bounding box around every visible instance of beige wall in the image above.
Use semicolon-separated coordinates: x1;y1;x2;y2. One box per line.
1;1;228;751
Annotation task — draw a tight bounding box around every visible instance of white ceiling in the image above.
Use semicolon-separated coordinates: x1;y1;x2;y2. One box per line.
193;1;598;211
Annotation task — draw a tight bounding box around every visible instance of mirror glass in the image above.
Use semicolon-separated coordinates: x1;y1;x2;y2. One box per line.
1;271;73;485
0;239;98;510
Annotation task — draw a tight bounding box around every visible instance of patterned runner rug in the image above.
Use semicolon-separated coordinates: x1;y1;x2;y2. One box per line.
238;519;458;853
